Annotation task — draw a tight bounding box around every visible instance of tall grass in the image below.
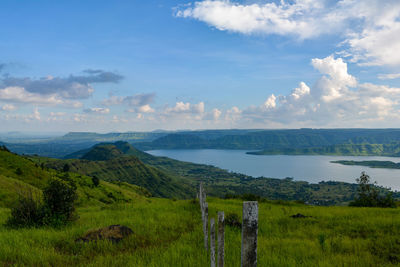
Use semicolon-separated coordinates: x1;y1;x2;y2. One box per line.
1;197;400;266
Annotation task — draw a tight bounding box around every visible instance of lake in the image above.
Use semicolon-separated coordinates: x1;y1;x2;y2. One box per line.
147;149;400;190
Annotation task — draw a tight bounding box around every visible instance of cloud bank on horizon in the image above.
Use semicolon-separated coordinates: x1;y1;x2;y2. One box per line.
1;0;400;131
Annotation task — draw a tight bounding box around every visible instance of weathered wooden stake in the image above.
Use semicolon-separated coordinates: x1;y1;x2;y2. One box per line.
210;218;216;267
218;211;225;267
199;183;204;209
203;202;209;251
241;201;258;267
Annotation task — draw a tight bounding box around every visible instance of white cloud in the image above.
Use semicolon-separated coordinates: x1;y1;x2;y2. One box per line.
378;73;400;80
311;56;357;102
30;108;41;121
103;93;156;114
176;0;343;39
177;0;400;66
165;101;205;114
137;104;155;113
83;107;110;114
73;113;86;122
0;86;83;107
264;94;276;109
212;108;222;120
242;55;400;127
1;104;16;111
49;112;66;116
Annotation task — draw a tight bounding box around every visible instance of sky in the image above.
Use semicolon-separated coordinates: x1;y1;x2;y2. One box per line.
1;0;400;133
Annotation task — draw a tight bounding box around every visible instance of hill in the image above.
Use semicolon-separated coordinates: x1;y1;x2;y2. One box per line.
45;143;195;199
0;146;149;208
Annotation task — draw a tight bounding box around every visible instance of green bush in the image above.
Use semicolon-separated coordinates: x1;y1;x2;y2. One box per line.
225;213;241;228
6;192;43;227
7;178;78;228
92;175;100;187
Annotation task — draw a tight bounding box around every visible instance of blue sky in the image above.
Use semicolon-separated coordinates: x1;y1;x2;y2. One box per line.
1;0;400;132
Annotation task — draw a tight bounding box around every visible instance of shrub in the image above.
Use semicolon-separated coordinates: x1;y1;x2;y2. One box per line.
7;178;78;228
6;191;43;227
63;163;70;172
15;167;23;175
225;213;241;228
92;175;100;187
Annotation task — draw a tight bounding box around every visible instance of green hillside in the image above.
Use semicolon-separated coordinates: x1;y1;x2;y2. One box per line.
44;144;194;199
1;197;400;266
1;144;400;266
0;147;150;209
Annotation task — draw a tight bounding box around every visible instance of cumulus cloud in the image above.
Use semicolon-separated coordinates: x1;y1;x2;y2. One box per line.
165;101;205;114
1;69;122;100
0;69;122;109
177;0;400;66
242;55;400;126
31;108;41;121
212;108;222;120
1;104;16;111
0;86;83;107
378;73;400;80
176;0;343;39
103;93;156;113
83;107;110;114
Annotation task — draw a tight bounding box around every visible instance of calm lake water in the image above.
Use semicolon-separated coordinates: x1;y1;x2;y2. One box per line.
147;149;400;190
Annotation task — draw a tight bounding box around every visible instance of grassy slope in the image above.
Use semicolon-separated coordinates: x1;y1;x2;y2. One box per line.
0;149;148;208
1;198;400;266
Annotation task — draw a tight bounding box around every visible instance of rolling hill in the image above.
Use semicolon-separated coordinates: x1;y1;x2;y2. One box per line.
45;142;195;199
0;146;149;208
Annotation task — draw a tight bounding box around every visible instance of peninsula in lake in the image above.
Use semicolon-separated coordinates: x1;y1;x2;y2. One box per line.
332;160;400;169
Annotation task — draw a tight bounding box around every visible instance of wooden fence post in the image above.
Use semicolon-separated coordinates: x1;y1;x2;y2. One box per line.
210;218;216;267
199;183;204;210
203;202;209;251
241;201;258;267
218;211;225;267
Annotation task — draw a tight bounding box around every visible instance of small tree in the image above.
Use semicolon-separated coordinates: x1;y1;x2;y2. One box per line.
43;178;78;223
15;167;23;175
350;172;395;208
63;163;70;172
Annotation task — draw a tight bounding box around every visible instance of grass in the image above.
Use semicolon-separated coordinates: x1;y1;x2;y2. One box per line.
1;197;400;266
